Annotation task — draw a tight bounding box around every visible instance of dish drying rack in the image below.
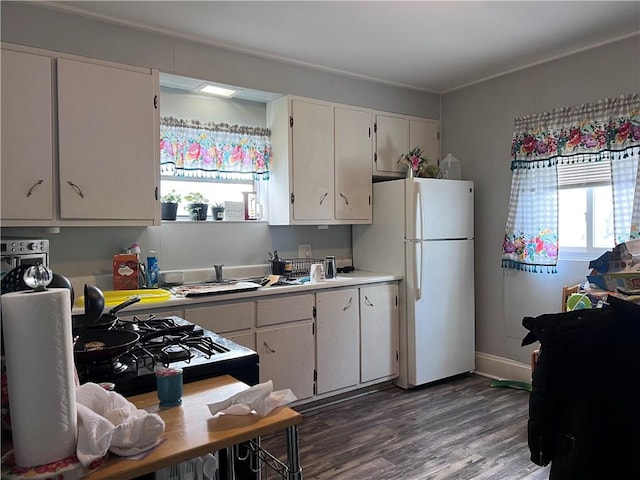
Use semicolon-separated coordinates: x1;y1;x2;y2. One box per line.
280;257;324;278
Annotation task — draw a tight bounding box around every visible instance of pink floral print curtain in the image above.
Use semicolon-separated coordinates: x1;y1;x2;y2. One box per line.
502;93;640;272
160;117;271;180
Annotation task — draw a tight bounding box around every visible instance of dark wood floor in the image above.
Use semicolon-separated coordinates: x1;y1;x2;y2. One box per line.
261;374;550;480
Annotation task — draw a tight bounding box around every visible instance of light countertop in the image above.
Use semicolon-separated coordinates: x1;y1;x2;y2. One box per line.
72;270;402;315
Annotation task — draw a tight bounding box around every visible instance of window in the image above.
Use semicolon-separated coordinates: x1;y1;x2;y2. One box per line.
558;159;614;255
159;116;271;220
501;93;639;273
160;176;260;218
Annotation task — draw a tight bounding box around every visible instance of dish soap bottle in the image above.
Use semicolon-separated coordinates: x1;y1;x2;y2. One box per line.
147;251;159;288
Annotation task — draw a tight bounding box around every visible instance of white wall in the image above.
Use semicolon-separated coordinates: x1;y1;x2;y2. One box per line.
441;35;640;364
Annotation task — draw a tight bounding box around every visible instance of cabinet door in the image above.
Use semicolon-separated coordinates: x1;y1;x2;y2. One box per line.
334;106;372;222
374;113;408;174
291;98;334;221
257;322;315;401
409;118;440;167
57;58;158;220
226;332;255;351
316;289;360;394
360;284;399;382
1;49;54;220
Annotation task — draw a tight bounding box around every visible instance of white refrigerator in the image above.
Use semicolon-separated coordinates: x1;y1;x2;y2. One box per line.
353;178;475;388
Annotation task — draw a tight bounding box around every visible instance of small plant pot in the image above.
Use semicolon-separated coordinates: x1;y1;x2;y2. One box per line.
211;206;225;221
188;203;209;221
161;202;178;221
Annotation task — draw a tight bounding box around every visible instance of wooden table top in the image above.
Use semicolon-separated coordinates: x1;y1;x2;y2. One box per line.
85;375;302;480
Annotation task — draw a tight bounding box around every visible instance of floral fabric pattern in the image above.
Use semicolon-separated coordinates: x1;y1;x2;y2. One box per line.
160;117;271;180
502;94;640;272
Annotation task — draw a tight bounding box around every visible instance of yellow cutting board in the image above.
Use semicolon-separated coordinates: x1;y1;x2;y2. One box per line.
75;288;172;308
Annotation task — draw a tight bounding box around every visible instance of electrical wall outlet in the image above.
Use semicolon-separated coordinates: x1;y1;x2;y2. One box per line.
298;244;312;258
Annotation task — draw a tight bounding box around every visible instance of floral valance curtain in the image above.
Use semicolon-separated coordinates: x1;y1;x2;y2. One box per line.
502;93;640;272
160;117;271;180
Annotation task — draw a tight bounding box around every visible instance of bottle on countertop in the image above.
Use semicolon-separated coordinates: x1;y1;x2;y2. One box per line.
325;256;336;279
129;243;147;289
147;251;159;288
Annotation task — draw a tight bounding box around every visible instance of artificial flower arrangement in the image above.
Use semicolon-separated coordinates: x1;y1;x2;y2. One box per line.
398;147;440;178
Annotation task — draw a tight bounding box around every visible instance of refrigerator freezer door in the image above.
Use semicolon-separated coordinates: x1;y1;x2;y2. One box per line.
406;238;475;386
407;178;474;241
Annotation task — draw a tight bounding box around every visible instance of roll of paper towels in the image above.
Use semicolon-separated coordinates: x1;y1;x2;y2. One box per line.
2;288;78;467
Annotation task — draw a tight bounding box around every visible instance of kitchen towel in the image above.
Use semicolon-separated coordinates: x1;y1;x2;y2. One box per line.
76;382;165;467
207;380;296;417
1;288;78;467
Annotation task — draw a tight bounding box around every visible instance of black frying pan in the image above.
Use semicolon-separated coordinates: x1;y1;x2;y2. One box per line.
97;296;141;325
72;296;141;332
73;329;140;363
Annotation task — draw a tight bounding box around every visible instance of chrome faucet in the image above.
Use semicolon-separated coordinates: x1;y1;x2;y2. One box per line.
213;264;224;283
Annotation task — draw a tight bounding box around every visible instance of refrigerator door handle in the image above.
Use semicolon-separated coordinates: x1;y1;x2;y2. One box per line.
416;185;425;241
415;240;422;300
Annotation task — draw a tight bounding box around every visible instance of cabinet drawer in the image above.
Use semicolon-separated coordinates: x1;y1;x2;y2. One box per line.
185;302;255;333
257;294;314;327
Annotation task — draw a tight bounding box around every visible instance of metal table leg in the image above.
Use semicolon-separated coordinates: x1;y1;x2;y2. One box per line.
286;425;302;480
225;446;236;480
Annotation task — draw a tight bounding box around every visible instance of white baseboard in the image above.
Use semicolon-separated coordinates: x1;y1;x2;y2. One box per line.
474;352;532;383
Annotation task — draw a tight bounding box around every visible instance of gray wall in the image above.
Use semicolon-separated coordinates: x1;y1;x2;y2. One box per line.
2;2;638;366
1;1;439;279
441;35;640;364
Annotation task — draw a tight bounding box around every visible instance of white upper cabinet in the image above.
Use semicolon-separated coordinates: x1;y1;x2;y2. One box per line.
0;44;160;227
267;95;372;225
409;117;440;168
289;98;335;222
334;106;372;221
1;49;54;220
57;57;159;222
373;112;409;175
373;111;439;178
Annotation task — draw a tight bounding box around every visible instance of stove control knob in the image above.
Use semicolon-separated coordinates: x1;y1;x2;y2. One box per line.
27;242;40;251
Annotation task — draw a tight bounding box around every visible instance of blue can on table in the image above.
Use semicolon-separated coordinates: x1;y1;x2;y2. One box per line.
155;366;183;407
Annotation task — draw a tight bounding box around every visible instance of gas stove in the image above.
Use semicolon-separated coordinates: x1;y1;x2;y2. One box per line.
75;316;259;397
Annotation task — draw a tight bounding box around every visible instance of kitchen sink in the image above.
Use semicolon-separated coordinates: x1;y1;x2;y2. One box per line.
172;280;262;297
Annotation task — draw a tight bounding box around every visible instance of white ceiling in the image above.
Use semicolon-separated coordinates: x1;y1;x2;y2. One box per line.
47;1;640;94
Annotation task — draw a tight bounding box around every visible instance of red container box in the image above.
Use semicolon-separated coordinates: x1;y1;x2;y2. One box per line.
113;254;139;290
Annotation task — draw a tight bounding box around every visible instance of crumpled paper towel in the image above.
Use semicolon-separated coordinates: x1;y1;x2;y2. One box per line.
76;382;165;467
207;380;296;417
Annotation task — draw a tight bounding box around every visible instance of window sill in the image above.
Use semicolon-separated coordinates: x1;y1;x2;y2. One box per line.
559;247;609;262
161;218;267;224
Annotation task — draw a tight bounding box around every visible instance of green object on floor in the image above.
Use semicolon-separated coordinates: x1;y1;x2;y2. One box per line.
490;379;532;392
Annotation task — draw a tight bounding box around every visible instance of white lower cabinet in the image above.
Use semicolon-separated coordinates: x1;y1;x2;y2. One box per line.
316;289;360;394
184;301;255;334
256;322;315;401
256;294;315;400
360;284;399;382
167;282;397;405
225;332;255;351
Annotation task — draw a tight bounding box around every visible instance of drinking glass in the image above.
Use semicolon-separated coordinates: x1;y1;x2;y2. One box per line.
155;366;183;407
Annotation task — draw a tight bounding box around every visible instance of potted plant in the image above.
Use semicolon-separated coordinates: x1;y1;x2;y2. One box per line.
184;192;209;221
211;202;225;221
398;147;440;178
161;190;182;221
